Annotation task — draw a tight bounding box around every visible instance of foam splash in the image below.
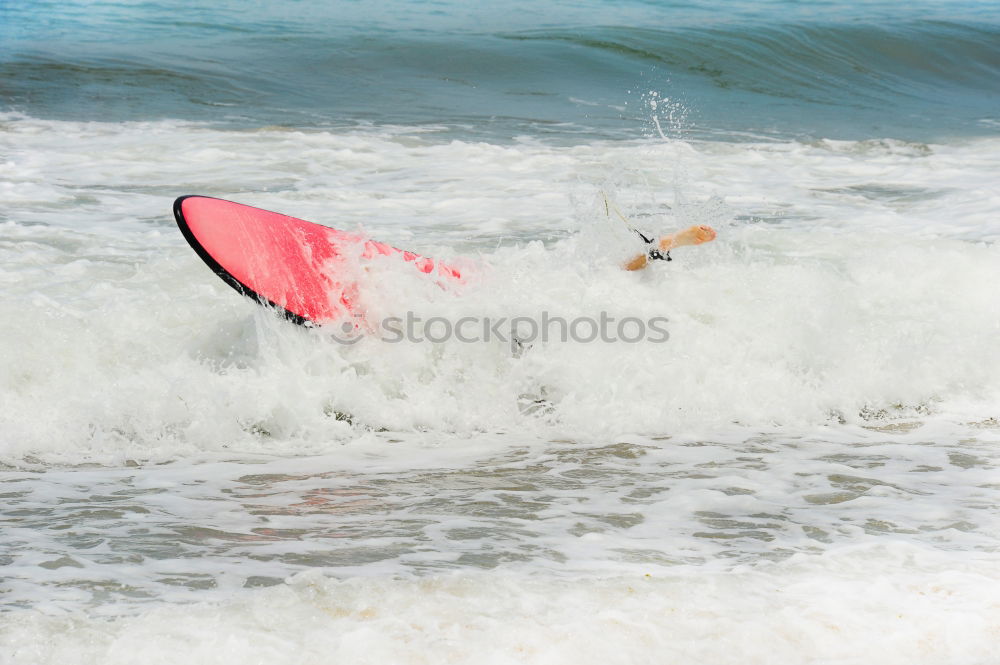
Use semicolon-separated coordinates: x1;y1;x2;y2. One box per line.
2;116;1000;464
3;544;998;665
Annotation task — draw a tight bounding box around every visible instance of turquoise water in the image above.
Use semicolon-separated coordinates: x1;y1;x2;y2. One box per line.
2;0;999;140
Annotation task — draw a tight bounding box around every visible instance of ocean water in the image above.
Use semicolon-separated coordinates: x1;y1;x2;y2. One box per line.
2;1;1000;663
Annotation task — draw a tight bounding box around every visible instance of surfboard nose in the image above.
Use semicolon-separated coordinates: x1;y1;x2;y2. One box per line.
174;196;460;326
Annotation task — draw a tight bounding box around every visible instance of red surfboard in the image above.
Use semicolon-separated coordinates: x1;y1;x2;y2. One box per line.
174;196;461;325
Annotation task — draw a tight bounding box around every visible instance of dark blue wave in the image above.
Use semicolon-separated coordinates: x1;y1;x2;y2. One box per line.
1;0;998;141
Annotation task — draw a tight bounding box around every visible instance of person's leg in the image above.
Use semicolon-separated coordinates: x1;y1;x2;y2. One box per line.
625;225;716;271
662;225;716;251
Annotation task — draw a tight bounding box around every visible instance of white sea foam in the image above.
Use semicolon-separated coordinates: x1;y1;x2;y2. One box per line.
3;544;999;665
3;432;998;614
2;114;1000;661
2;114;1000;462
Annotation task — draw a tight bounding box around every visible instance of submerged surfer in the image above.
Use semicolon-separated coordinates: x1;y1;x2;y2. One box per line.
603;194;717;270
624;224;717;271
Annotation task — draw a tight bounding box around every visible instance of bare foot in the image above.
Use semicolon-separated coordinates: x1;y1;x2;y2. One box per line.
662;225;716;250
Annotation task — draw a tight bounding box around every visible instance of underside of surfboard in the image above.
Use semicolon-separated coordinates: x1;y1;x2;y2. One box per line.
174;195;460;325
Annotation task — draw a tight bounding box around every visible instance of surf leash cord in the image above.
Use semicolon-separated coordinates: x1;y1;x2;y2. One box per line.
602;193;672;262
